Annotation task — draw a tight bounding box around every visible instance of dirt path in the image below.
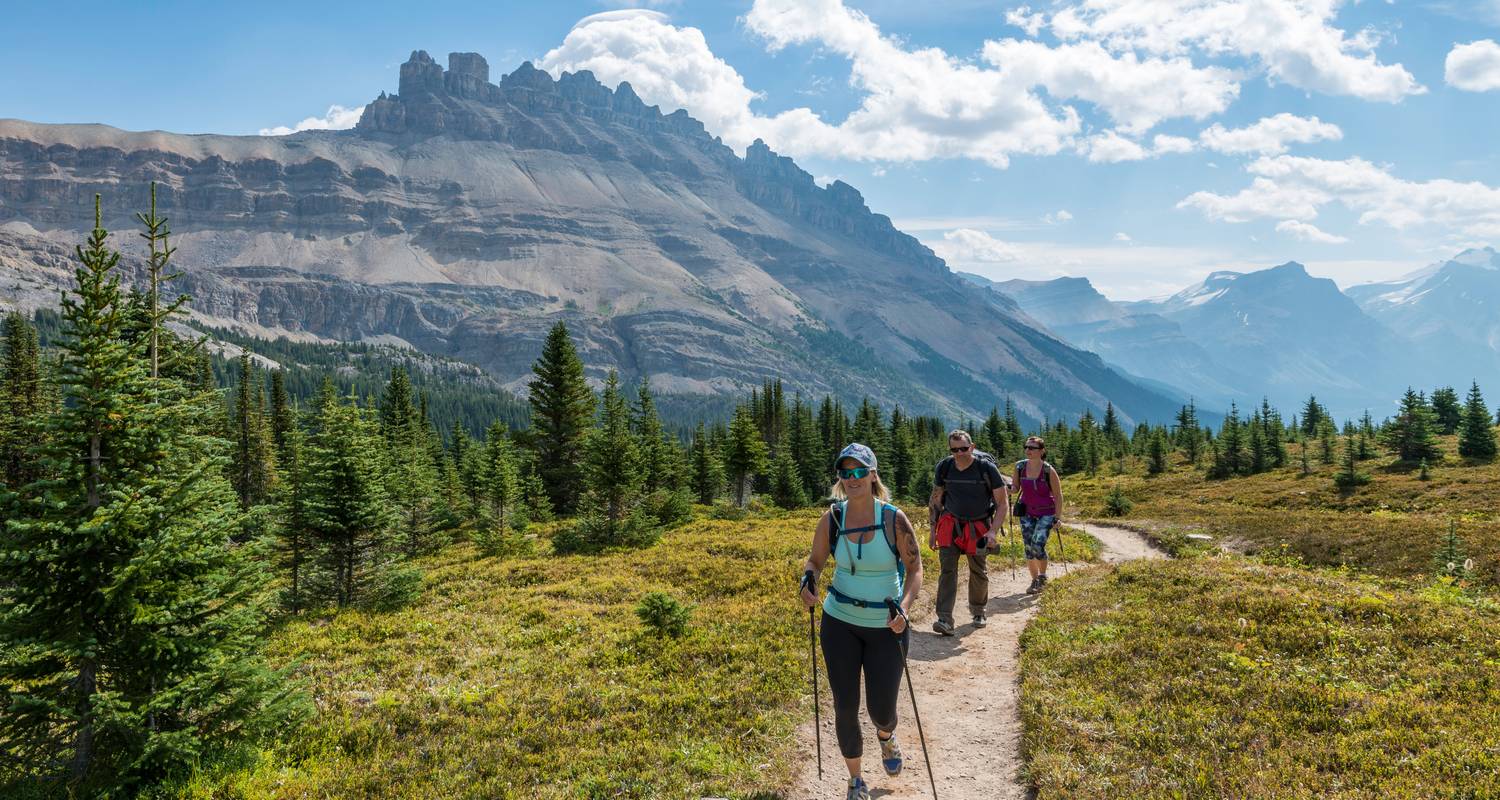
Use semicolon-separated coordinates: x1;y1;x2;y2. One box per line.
784;522;1165;799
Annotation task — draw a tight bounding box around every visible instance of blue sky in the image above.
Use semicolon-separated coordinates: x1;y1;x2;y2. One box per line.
4;0;1499;299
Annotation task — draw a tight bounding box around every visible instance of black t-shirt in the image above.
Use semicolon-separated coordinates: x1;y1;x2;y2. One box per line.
936;455;1004;520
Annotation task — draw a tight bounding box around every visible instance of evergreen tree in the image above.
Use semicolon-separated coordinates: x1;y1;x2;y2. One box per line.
1262;398;1287;468
0;199;299;793
690;421;725;504
1319;419;1338;465
1381;387;1444;464
268;369;296;466
1174;399;1200;464
1333;435;1371;490
888;416;916;503
0;311;45;490
631;376;680;493
788;395;824;499
1300;395;1325;437
769;448;807;509
1458;381;1497;461
1209;403;1244;479
723;405;769;507
482;421;520;530
526;322;595;516
1146;428;1170;475
1248;409;1268;474
981;406;1004;456
1430;386;1462;435
1101;401;1124;457
229;353;277;508
851;397;888;455
379;367;438;555
303;391;395;607
583;371;641;531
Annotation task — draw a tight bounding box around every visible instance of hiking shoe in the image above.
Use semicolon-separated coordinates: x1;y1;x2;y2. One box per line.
878;734;904;776
932;618;956;636
972;612;988;628
1025;576;1042;595
1038;574;1049;590
846;776;872;800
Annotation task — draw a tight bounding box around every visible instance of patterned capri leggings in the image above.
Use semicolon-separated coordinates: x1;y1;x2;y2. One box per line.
1020;514;1057;560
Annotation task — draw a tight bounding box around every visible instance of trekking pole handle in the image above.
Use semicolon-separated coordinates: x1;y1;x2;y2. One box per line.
884;597;907;622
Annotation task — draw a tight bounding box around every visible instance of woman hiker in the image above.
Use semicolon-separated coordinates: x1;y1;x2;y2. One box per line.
1015;435;1065;594
800;443;924;800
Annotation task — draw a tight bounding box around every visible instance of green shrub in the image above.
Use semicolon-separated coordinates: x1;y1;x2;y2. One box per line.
1103;485;1133;517
553;510;663;555
473;522;536;558
362;563;424;612
639;489;694;530
634;590;692;638
710;501;748;521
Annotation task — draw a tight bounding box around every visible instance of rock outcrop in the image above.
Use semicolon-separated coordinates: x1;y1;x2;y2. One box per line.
0;51;1183;424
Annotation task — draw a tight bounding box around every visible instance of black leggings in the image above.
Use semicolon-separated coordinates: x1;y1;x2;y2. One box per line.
819;611;907;759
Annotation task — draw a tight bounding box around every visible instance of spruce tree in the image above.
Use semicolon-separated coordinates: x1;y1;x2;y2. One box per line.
526;322;594;516
230;353;278;508
1174;399;1200;464
379;367;438;555
1147;428;1169;475
981;406;1004;456
482;421;519;528
788;395;824;499
851;397;888;455
584;371;641;532
1458;382;1497;460
690;421;724;504
1209;403;1244;478
304;391;395;607
888;417;916;502
723;405;769;507
1300;395;1325;438
0;199;299;793
0;311;45;490
631;376;681;493
769;448;807;509
1381;387;1444;463
1319;420;1338;465
1333;435;1370;490
1430;386;1462;435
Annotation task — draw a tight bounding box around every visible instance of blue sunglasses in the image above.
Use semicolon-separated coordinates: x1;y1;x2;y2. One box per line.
838;467;871;480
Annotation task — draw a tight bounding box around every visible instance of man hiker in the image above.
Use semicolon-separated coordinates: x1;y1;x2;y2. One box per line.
927;430;1009;634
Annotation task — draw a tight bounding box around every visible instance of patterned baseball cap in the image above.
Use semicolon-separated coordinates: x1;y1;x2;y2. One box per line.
835;442;878;470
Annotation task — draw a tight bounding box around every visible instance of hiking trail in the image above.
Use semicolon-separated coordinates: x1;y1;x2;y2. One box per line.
785;522;1166;799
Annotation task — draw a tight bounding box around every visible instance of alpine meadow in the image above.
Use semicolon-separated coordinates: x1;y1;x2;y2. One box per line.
5;2;1500;799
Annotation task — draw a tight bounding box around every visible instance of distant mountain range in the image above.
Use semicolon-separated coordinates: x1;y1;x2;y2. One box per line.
966;247;1500;420
0;50;1185;428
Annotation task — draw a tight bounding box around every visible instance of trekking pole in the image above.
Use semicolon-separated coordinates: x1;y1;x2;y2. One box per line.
1007;515;1018;583
884;598;939;800
803;572;823;779
1056;520;1069;575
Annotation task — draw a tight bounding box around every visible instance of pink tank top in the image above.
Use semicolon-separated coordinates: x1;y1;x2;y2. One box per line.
1015;461;1056;516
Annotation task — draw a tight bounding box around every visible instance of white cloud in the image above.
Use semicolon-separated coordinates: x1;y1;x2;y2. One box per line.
1047;0;1424;102
1276;219;1348;243
1006;4;1047;37
259;104;365;136
1446;40;1500;92
1081;130;1150;162
1179;155;1500;240
1199;113;1342;155
930;228;1025;263
1152;134;1196;154
1114;231;1133;242
540;10;766;148
544;1;1246;168
1043;209;1075;224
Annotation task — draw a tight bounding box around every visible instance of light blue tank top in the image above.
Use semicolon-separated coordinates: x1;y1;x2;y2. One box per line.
822;499;904;628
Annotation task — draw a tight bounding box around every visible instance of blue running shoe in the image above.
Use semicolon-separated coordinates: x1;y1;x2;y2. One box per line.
879;733;904;776
846;776;871;800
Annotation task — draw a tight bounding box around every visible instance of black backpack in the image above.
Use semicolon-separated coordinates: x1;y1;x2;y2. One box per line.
936;450;1011;520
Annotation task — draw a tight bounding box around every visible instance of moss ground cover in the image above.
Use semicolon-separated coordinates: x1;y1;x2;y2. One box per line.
1021;557;1500;799
174;506;1094;799
1065;436;1500;579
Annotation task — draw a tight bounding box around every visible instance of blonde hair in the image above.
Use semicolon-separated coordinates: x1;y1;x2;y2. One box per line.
829;458;891;502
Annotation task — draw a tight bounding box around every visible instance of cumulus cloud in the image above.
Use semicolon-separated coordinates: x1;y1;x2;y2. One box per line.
259;104;364;136
1081;130;1150;162
1152;134;1196;154
930;228;1025;264
1276;219;1348;243
1198;113;1343;155
1179;155;1500;239
1006;5;1047;37
1047;0;1424;101
1446;40;1500;92
545;1;1244;167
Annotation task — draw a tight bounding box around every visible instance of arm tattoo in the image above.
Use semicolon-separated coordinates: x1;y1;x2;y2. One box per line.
895;512;921;565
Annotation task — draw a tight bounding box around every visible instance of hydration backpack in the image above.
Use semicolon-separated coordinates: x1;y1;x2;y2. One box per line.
829;500;904;583
936;450;1011;520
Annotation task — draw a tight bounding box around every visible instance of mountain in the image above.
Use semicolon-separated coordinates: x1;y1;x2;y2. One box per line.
964;273;1241;407
0;50;1183;426
1346;247;1500;386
